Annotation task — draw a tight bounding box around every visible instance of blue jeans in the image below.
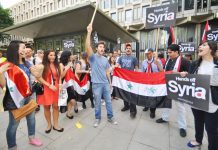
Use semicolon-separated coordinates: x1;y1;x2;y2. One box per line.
6;97;36;149
92;83;113;119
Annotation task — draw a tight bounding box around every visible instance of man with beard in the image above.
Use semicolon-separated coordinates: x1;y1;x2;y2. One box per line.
117;43;139;118
86;24;117;128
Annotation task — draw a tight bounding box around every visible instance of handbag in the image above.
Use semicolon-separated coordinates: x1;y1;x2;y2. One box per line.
32;81;44;95
11;99;38;121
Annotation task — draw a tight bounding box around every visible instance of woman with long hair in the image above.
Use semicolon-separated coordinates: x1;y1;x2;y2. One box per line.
182;41;218;150
0;40;42;149
59;50;77;118
75;52;94;109
37;49;64;133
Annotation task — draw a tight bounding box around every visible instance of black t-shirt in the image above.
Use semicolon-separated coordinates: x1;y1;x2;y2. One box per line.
165;57;190;72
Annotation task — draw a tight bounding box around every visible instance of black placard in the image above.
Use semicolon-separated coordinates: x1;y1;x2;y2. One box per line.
166;74;210;111
146;3;177;29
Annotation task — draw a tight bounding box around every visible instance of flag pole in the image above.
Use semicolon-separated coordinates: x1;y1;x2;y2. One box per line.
156;27;160;52
90;1;99;25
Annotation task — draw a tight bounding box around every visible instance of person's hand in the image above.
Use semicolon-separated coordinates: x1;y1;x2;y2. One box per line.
49;84;57;91
30;66;41;78
180;71;188;77
0;63;11;74
87;24;93;33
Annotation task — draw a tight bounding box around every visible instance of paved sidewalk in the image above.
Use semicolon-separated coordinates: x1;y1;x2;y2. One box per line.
0;99;208;150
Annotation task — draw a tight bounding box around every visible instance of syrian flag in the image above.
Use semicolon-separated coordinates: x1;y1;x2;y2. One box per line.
112;68;172;108
63;69;91;102
166;26;175;46
202;20;211;43
0;62;31;109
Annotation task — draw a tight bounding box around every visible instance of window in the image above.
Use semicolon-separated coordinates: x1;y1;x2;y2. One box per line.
118;0;124;6
142;5;149;19
103;0;109;9
62;0;65;7
43;6;46;13
31;10;33;18
118;9;124;22
23;4;25;10
37;8;39;15
126;0;132;5
133;6;140;21
50;3;53;11
211;0;218;6
178;0;182;12
111;13;117;21
26;13;28;20
47;2;49;12
111;0;116;8
58;0;61;8
185;0;194;10
125;9;132;22
197;0;207;9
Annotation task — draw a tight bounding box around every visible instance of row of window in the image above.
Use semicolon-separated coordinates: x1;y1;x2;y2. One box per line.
11;0;218;23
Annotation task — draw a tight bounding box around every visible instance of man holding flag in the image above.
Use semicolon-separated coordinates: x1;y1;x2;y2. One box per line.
141;48;163;118
86;23;117;128
156;44;190;137
117;43;139;118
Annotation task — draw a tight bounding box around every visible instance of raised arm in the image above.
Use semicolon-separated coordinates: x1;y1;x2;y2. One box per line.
86;24;94;57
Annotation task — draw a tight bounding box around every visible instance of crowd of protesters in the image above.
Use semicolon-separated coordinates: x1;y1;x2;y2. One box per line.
0;24;218;150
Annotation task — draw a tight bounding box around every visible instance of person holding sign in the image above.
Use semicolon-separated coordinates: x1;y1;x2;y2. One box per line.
185;41;218;150
141;48;163;118
156;44;190;137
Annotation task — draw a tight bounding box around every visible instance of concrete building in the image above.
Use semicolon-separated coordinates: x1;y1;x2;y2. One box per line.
2;0;218;52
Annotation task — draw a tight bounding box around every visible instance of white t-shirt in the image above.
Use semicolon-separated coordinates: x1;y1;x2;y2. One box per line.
197;60;218;113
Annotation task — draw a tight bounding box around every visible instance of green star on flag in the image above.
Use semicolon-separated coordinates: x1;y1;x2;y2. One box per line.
127;83;133;90
82;88;87;93
9;87;13;92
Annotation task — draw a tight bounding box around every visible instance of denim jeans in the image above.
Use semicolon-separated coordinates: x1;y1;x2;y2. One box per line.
92;83;113;119
6;97;36;149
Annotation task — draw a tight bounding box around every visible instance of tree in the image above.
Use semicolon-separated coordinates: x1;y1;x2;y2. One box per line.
0;5;14;42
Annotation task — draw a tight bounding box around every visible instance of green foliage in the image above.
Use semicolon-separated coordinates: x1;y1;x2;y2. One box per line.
0;5;14;42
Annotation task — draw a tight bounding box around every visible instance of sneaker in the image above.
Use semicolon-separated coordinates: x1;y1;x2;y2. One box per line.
180;128;187;137
150;112;155;119
93;119;100;128
143;107;149;111
29;138;43;147
101;100;105;106
130;112;136;119
121;106;129;112
108;117;118;125
156;118;168;123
